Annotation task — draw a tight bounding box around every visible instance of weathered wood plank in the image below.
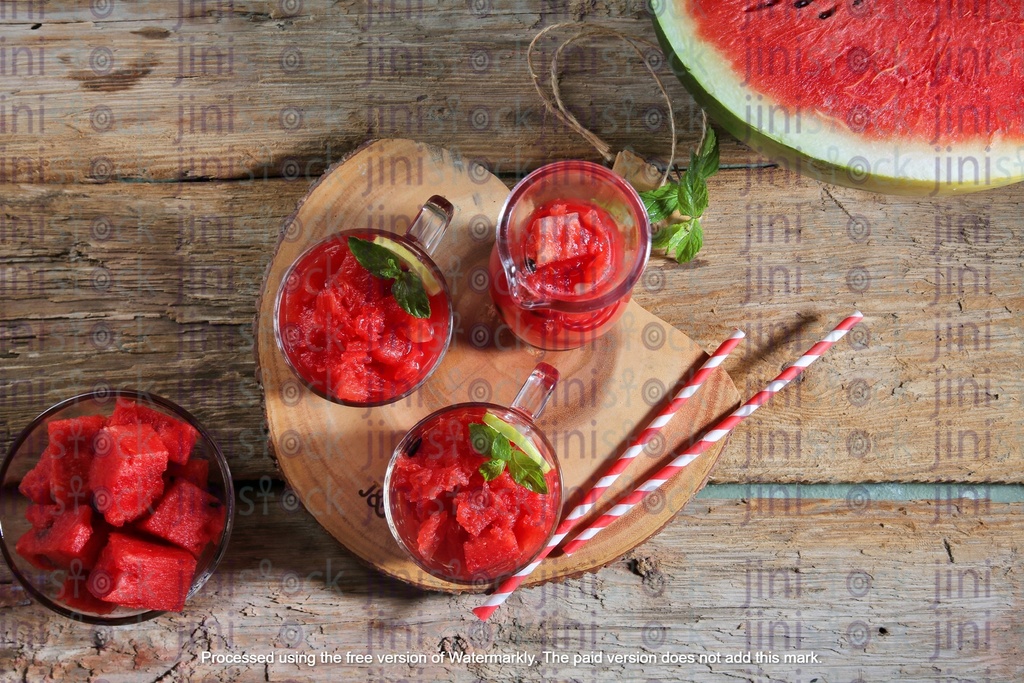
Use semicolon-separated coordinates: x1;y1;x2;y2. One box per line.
2;493;1020;681
0;0;756;184
2;169;1020;482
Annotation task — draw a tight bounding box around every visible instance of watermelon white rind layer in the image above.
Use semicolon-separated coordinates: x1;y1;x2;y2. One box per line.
653;0;1024;195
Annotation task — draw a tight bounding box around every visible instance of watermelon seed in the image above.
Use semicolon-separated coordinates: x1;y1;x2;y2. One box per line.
407;437;422;457
818;5;836;17
793;0;812;7
525;257;537;273
745;0;781;10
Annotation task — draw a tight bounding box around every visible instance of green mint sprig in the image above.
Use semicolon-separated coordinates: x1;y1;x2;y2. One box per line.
639;128;720;263
469;422;548;495
347;237;430;318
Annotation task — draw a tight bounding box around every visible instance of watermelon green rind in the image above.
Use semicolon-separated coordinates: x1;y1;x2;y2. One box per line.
652;1;1024;195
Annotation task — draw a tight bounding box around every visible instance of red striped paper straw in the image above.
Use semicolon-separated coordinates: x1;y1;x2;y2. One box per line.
561;311;863;556
472;328;745;622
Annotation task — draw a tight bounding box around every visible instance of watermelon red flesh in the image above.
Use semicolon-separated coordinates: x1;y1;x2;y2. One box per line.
47;415;106;505
19;448;55;504
58;574;115;615
690;0;1024;143
134;479;223;557
454;487;500;537
88;532;197;612
463;525;520;575
109;398;198;465
167;458;209;488
416;510;447;559
88;424;169;526
656;0;1024;192
15;505;104;571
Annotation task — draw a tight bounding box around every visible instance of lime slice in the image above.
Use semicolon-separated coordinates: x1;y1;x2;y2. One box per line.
482;413;552;474
371;235;442;296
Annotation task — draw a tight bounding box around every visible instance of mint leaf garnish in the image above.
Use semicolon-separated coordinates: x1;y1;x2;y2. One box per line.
469;423;547;494
509;450;548;495
479;458;506;481
491;434;512;462
347;236;431;319
638;127;719;264
391;271;430;319
470;423;497;455
348;236;402;279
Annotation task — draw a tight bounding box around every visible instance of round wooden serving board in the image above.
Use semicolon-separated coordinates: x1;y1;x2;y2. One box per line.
254;139;740;592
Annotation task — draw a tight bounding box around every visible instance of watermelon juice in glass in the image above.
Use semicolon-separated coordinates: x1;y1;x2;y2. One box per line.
383;363;562;584
489;161;651;350
275;196;454;406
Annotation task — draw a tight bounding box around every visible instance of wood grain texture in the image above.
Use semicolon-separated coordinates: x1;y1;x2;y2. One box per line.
2;491;1020;681
2;168;1020;483
0;0;753;184
253;139;739;591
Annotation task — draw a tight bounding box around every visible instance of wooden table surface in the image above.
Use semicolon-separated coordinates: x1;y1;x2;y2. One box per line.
1;2;1022;681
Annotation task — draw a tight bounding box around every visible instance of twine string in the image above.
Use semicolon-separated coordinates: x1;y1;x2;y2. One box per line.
527;21;704;186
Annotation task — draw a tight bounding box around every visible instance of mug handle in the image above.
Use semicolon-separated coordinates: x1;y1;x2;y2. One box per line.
406;195;454;256
510;362;559;421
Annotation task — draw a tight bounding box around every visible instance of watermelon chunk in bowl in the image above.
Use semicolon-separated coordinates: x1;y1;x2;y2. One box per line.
0;389;234;625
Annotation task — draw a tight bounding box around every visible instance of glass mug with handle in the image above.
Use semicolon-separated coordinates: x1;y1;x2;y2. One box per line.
275;196;455;407
384;363;563;585
489;161;651;351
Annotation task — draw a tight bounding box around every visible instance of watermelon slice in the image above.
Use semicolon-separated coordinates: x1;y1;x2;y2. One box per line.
134;479;224;557
654;0;1024;193
88;532;197;612
109;398;198;465
88;424;170;526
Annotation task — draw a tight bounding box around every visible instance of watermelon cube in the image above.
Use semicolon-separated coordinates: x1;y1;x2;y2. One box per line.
47;415;105;506
18;448;54;504
109;398;198;465
463;525;519;575
25;503;60;529
416;510;447;559
88;424;169;526
15;505;104;571
47;415;107;453
166;458;209;488
514;513;549;554
88;532;197;612
57;574;115;615
455;487;499;537
134;479;223;557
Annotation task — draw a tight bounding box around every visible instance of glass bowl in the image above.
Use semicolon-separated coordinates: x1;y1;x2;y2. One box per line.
0;389;234;624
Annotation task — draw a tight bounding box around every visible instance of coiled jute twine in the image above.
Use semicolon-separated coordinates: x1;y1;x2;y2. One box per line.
526;21;709;187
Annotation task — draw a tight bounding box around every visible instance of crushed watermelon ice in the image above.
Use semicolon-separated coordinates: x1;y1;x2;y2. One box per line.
276;233;450;404
522;200;616;298
389;406;560;581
